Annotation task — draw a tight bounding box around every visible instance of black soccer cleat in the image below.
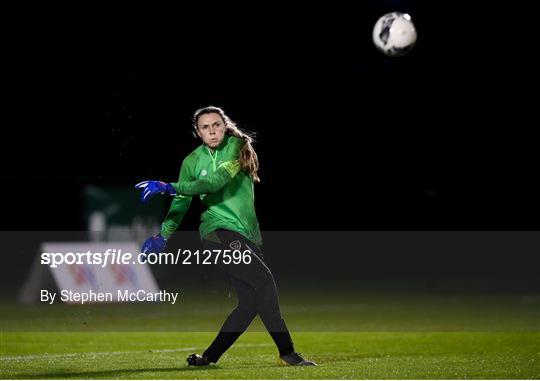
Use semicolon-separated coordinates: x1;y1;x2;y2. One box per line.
186;353;211;366
279;352;317;366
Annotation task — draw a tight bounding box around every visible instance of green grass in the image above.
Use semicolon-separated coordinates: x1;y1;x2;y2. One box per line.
1;286;539;379
1;332;538;379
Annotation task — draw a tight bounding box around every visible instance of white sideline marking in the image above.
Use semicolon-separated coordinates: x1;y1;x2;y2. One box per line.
1;343;271;362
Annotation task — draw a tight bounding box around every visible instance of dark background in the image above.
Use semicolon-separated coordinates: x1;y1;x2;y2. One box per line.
2;2;539;287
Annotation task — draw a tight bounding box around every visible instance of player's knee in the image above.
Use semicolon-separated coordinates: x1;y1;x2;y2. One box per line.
254;268;274;291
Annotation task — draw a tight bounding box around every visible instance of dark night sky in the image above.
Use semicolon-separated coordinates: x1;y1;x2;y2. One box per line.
2;2;538;232
0;2;538;289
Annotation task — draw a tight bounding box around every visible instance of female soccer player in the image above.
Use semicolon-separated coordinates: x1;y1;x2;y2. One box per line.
135;106;316;366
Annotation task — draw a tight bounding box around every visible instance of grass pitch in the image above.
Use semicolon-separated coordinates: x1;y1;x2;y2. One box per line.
1;284;539;379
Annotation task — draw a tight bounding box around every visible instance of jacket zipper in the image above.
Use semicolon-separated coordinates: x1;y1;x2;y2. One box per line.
205;146;218;172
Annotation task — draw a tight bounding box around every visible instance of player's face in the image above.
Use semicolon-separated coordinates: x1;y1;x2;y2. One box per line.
196;113;226;149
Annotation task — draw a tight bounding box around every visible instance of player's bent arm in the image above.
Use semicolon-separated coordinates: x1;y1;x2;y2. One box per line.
160;194;192;239
160;156;196;238
172;160;241;196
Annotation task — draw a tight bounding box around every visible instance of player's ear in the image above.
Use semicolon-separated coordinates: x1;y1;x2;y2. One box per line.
195;127;202;138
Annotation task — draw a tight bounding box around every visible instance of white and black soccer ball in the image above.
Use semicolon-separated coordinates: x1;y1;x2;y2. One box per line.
373;12;417;57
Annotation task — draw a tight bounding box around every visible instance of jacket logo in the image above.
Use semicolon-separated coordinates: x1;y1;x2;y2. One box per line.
201;169;207;177
229;240;241;250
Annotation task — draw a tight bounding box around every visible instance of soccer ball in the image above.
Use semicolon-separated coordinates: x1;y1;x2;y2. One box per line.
372;12;417;57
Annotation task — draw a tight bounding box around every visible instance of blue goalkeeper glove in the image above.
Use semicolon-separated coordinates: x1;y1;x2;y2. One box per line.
141;233;167;256
135;180;177;203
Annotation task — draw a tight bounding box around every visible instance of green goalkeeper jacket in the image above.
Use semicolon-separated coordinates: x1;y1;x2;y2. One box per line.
160;134;262;246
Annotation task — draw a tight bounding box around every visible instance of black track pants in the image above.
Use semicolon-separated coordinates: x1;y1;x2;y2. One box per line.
201;230;294;363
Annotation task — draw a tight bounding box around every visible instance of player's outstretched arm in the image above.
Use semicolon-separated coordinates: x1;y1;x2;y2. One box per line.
172;160;241;196
173;136;244;196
